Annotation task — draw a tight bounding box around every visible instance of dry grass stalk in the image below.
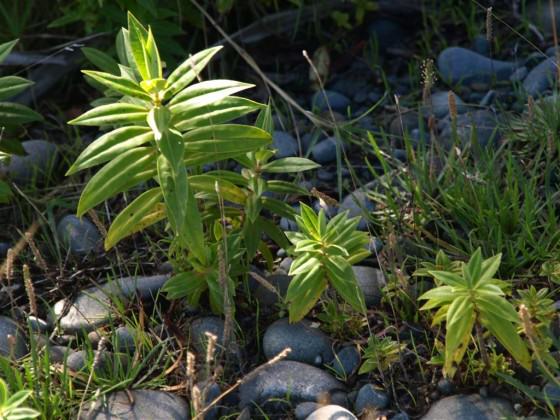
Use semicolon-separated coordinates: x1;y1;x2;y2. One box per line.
23;264;37;316
205;332;217;378
4;248;13;285
486;7;493;43
421;58;436;109
0;220;40;281
25;232;48;273
87;210;107;237
448;91;457;122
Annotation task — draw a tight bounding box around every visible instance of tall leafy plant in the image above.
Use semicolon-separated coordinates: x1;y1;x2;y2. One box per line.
0;39;43;202
67;13;276;312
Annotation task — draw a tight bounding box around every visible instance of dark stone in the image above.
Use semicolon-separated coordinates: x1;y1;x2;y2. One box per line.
0;316;27;358
189;316;225;355
56;214;101;254
311;137;339;164
113;326;136;353
420;394;514;420
425;91;467;119
239;360;344;408
295;402;320;420
543;382;560;402
329;345;361;379
438;110;499;149
354;384;390;413
339;190;375;230
312;90;351;112
254;273;291;306
0;140;58;185
0;242;10;258
353;266;386;307
263;318;334;365
437;47;517;86
81;389;190;420
273;130;299;158
472;35;490;56
195;380;221;420
48;345;74;364
523;57;559;96
437;378;455;395
368;19;405;51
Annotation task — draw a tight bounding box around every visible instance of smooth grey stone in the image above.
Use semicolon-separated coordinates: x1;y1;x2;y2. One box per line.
0;140;57;185
479;90;496;107
27;316;49;333
510;66;528;82
195;380;221;420
368;19;405;51
189;316;225;355
313;198;338;219
57;214;101;254
392;413;410;420
113;326;136;353
329;345;361;379
355;384;389;413
254;273;291;306
331;78;369;98
425;91;467;119
523;57;558;96
239;360;344;408
439;110;499;149
50;275;169;333
0;242;9;258
295;402;320;419
82;389;190;420
0;316;27;358
352;265;387;308
437;47;517;85
420;394;514;420
437;378;455;395
527;2;560;35
67;350;128;373
305;405;357;420
279;257;293;273
263;318;334;365
312;90;351;112
339;190;375;231
280;216;298;232
47;345;74;364
272;130;298;158
317;168;335;181
543;382;560;402
311;137;339;164
390;112;420;138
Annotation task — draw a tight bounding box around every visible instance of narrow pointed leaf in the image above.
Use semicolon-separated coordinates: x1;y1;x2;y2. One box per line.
68;103;148;126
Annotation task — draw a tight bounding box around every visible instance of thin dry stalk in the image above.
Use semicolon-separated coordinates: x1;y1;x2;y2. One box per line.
25;232;48;273
87;210;107;237
79;337;108;419
23;264;37;316
4;248;13;285
448;91;457;122
205;332;217;380
186;351;196;392
486;7;493;43
421;58;436;111
0;220;40;280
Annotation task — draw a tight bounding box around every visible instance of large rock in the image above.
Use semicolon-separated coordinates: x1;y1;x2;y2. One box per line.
0;140;57;185
420;394;514;420
263;318;334;365
0;316;27;358
239;360;344;408
81;389;190;420
305;405;358;420
527;2;560;35
50;275;169;333
438;47;517;85
57;214;101;254
353;266;386;307
523;57;558;97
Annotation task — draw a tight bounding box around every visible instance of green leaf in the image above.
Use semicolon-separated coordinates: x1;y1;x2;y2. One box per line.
286;265;327;322
0;76;33;101
476;295;520;323
127;12;152;80
255;216;290;250
444;296;474;377
183;124;271;155
261;196;297;219
325;255;366;313
0;39;17;64
174;96;264;131
267;180;310;196
418;285;456;309
0;180;12;204
162;271;207;302
66;126;153;174
0;138;26;156
81;47;120;74
165;46;223;96
481;311;531;371
77;147;157;216
255;101;273;134
262;157;321;173
464;247;482;287
147;106;171;142
189;174;247;204
428;270;466;288
105;188;164;249
83;70;151;100
0;102;42;125
68;103;148;126
476;253;502;287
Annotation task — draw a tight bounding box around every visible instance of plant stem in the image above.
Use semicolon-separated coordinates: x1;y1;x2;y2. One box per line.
475;320;490;371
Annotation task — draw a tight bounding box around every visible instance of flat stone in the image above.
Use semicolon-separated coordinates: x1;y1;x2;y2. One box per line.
0;316;27;358
420;394;514;420
353;266;386;307
57;214;101;254
82;389;190;420
239;360;344;408
263;318;334;365
305;405;358;420
438;47;517;86
50;275;169;333
0;140;58;185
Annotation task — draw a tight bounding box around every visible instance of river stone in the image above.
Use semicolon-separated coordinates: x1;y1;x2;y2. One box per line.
189;316;225;355
339;190;375;230
254;273;291;306
305;405;358;420
527;2;560;35
523;57;558;97
82;389;190;420
311;136;339;164
329;345;361;379
424;91;467;119
57;214;101;254
0;140;57;185
194;380;221;420
355;384;390;413
48;345;74;364
438;110;499;149
420;394;514;420
0;316;27;358
437;47;517;85
353;266;386;307
272;130;299;158
67;350;129;373
50;275;169;333
368;18;405;51
312;90;351;112
113;326;136;353
263;318;333;365
295;402;321;419
239;360;344;408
